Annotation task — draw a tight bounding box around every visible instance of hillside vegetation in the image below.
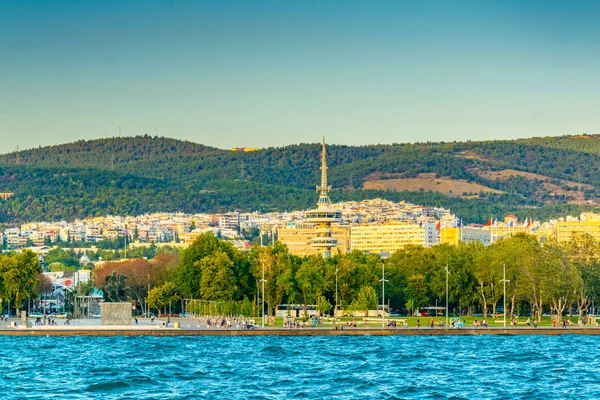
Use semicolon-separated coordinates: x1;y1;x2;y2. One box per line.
0;134;599;224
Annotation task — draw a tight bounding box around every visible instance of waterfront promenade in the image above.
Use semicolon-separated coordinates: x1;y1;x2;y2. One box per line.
1;318;600;337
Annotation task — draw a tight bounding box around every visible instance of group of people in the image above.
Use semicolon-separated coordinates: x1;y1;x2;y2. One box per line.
33;316;61;326
473;319;488;328
552;318;571;328
523;318;538;328
203;315;248;329
284;319;305;329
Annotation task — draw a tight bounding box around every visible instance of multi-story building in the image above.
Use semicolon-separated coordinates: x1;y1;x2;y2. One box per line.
440;226;492;247
277;222;350;256
86;226;103;242
218;212;240;232
5;228;20;248
553;220;600;243
424;222;438;247
350;222;425;254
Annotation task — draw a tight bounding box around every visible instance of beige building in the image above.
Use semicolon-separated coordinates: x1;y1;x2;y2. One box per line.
552;220;600;243
277;222;351;256
350;222;425;254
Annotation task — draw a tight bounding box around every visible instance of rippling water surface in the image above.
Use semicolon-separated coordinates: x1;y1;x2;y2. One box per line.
1;335;599;399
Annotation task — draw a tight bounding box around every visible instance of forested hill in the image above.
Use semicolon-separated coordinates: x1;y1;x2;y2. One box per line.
0;134;599;224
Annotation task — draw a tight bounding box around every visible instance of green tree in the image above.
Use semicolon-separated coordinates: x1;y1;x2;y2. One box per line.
316;295;332;317
351;286;378;316
295;256;324;315
404;274;429;315
542;245;580;322
0;250;41;313
176;233;224;298
199;251;237;301
44;247;79;268
249;242;294;316
561;233;600;319
48;262;76;272
176;232;251;300
148;281;179;315
331;251;380;309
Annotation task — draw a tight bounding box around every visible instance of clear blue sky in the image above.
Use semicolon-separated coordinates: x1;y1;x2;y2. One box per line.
1;0;599;153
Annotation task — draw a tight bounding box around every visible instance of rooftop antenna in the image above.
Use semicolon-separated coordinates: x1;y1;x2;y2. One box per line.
118;126;121;138
155;127;158;136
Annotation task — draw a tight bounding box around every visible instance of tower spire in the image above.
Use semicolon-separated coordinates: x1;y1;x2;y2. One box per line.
316;137;331;207
306;136;341;257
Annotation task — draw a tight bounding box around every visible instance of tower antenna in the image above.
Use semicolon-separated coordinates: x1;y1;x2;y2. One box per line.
316;137;332;205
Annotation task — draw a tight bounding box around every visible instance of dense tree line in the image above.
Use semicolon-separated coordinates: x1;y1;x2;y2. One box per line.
87;232;600;321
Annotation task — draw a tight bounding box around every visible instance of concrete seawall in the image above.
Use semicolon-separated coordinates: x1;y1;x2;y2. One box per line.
2;327;600;337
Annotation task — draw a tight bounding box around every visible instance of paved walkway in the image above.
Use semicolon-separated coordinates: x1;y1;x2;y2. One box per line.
0;317;599;336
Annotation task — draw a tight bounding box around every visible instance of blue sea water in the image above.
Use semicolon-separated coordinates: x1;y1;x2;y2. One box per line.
0;335;598;399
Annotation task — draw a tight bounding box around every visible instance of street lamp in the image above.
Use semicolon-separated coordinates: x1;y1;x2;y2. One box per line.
335;268;339;321
500;264;510;328
261;261;267;328
445;263;449;328
147;274;150;317
379;262;388;328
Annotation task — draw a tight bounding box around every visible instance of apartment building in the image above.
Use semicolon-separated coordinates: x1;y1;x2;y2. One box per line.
350;222;425;254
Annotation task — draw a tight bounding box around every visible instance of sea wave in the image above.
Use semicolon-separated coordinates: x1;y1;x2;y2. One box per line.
0;335;599;399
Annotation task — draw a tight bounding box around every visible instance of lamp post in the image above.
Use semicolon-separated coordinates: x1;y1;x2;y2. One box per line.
380;262;388;328
445;263;449;327
260;261;267;328
147;274;150;317
500;264;510;328
334;268;339;328
333;268;340;318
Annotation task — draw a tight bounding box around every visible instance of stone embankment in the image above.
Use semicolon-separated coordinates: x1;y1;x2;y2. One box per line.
1;327;599;337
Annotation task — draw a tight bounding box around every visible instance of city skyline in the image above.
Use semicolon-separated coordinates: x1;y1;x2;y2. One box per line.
2;1;600;154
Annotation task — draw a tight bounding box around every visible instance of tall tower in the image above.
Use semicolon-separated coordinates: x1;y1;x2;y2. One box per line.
305;137;341;257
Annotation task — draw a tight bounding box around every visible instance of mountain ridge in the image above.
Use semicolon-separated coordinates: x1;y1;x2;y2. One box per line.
0;134;598;224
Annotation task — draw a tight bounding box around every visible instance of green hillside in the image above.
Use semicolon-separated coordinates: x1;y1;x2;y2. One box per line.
0;134;598;224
